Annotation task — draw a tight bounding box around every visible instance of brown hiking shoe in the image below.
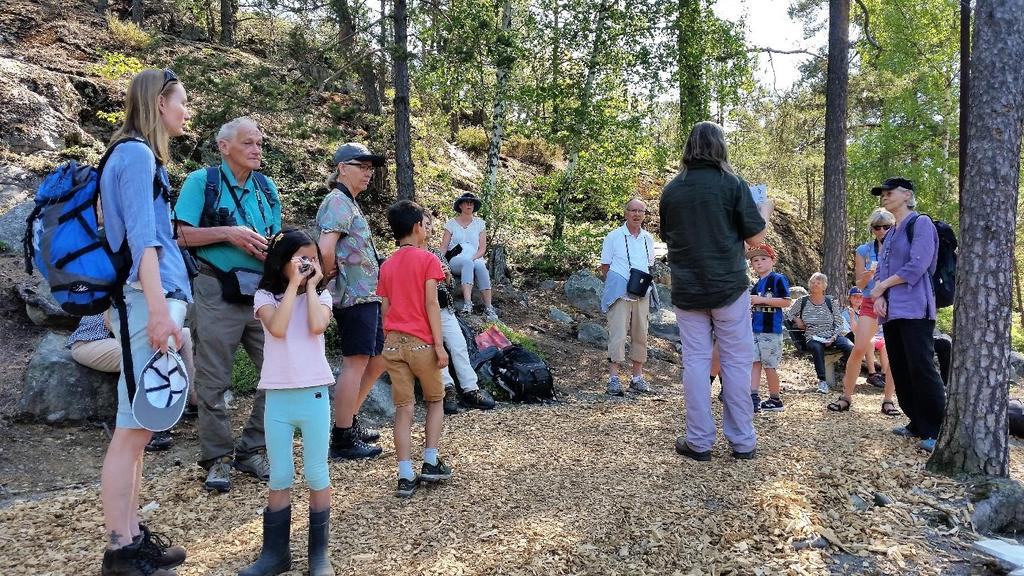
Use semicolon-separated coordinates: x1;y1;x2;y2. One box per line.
101;536;177;576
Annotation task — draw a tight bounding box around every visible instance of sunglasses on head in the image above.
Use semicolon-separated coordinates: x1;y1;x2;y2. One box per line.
161;69;179;91
872;224;892;231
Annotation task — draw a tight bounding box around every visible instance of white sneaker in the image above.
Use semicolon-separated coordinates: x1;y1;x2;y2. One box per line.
483;306;499;320
816;381;830;394
461;302;472;314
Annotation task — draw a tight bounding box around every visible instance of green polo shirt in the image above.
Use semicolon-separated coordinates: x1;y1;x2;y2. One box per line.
174;162;281;273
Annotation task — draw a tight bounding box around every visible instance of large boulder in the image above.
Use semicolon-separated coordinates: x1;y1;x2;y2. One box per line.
1011;351;1024;383
18;331;118;423
549;306;573;325
655;283;672;310
577;322;608;347
359;376;396;424
0;58;91;153
16;280;77;329
564;270;603;314
0;164;38;251
648;308;679;342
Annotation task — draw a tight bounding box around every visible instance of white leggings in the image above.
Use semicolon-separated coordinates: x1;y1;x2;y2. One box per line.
448;254;491;290
439;308;479;392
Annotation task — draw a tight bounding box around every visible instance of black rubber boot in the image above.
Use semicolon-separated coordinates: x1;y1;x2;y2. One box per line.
329;426;382;460
307;509;335;576
239;506;292;576
352;414;380;443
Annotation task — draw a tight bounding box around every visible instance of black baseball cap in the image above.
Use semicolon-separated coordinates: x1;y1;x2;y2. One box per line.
332;142;385;167
870;177;915;196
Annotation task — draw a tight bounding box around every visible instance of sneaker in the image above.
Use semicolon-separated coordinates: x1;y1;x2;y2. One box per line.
352;415;380;443
461;302;473;315
483;306;499;320
750;392;762;413
420;457;453;482
203;457;232;493
234;452;271;481
919;438;936;452
607;376;624;397
395;475;419;498
866;373;886;388
461;388;496;410
101;536;177;576
732;448;757;460
330;426;382;460
443;387;462;415
892;425;919;438
138;524;186;569
816;381;830;394
760;396;785;412
674;437;711;461
144;431;172;452
629;377;651;393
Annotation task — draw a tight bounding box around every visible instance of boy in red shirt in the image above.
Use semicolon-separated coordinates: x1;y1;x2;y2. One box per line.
377;199;451;498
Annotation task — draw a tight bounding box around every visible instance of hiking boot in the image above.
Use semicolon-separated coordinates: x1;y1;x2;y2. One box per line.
674;437;711;461
239;506;292;576
443;387;462;415
607;376;624;397
138;524;186;569
750;392;762;413
395;475;419;498
234;452;271;481
420;457;453;482
101;536;177;576
307;509;334;576
732;448;757;460
145;431;172;452
330;426;382;460
352;415;380;443
866;372;886;388
203;457;232;493
629;377;651;393
461;388;496;410
483;306;499;320
816;381;830;394
760;396;785;412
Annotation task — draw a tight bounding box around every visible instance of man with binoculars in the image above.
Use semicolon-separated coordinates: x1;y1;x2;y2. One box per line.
174;117;282;493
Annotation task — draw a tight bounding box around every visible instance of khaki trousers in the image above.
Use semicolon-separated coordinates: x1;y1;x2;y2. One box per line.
606;293;650;364
193;273;266;466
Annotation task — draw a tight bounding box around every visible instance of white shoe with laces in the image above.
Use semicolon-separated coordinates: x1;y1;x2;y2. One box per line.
816;381;830;394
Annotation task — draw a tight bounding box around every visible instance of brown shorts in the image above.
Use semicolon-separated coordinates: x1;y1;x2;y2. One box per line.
383;331;445;407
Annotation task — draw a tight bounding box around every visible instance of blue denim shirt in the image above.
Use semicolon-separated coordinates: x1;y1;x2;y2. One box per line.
601;270;660;313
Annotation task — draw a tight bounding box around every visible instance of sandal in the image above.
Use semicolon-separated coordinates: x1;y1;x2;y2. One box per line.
880;400;901;416
827;397;851;412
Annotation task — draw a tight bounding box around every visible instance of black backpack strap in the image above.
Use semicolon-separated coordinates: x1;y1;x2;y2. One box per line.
905;213;923;244
797;296;809;318
198;166;221;229
112;288;139;400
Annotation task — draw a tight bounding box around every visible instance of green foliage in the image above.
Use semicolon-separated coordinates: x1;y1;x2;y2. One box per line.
231;349;260;395
455;126;489;154
1013;323;1024;355
89;51;145;81
504;135;561;166
490;322;544;358
936;306;953;335
107;16;155;51
96;110;125;125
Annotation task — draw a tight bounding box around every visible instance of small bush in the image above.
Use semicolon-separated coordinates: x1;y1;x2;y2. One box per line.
107;16;155;51
455;126;488;154
96;110;125;125
1013;322;1024;355
90;51;145;81
504;134;561;166
231;349;260;395
491;322;544;359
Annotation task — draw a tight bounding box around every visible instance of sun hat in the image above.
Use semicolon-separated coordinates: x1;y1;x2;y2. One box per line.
745;243;777;261
452;192;482;213
132;348;190;432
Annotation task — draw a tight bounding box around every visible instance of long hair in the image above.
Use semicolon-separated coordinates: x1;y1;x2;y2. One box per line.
259;228;326;296
110;69;178;165
682;121;735;175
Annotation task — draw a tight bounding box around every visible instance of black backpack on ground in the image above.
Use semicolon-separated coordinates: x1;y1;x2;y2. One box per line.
906;213;957;309
488;345;554;403
784;296;834;353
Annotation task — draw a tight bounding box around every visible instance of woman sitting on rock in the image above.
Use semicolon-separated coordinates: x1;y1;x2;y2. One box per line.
785;272;853;396
441;192;498;320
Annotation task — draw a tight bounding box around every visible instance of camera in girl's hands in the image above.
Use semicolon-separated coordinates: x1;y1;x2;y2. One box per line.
298;256;313;276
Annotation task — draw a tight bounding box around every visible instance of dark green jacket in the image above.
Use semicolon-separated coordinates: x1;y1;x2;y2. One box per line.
659;160;765;310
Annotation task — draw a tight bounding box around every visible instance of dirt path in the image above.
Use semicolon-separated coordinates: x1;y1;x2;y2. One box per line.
0;368;1014;575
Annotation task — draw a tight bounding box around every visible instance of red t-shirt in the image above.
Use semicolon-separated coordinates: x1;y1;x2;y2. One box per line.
377;246;446;343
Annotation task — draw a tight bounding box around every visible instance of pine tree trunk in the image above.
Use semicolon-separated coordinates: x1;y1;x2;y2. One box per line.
928;0;1024;477
822;0;849;298
484;0;514;203
393;0;415;200
333;0;383;115
220;0;236;46
131;0;144;24
958;0;971;209
550;0;561;137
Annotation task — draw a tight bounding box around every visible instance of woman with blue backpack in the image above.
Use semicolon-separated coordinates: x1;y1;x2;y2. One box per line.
869;177;946;453
97;68;193;576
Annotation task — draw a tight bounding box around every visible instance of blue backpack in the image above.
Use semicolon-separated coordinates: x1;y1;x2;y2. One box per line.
23;138;163;316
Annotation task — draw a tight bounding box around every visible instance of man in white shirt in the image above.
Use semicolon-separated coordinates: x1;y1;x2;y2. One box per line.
599;198;656;395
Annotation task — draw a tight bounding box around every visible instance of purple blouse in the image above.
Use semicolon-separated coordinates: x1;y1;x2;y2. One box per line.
876;211;938;323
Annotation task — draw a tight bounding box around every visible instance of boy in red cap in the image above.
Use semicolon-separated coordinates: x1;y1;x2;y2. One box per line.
747;244;792;412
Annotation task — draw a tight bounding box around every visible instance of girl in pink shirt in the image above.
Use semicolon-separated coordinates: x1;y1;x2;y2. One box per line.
241;229;335;576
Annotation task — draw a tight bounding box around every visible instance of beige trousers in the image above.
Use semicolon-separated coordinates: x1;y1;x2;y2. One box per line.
606;293;650;364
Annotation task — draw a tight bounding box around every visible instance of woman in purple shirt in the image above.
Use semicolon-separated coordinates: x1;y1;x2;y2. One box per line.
869;177;945;452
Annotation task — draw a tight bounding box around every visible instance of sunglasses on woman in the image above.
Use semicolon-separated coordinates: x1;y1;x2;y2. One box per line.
872;224;892;231
161;69;179;91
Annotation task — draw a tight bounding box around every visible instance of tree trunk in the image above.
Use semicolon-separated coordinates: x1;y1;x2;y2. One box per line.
550;0;562;137
220;0;236;46
378;0;389;102
333;0;383;114
552;0;611;242
131;0;143;24
928;0;1024;477
959;0;971;214
822;0;849;299
205;0;216;40
483;0;514;203
393;0;415;200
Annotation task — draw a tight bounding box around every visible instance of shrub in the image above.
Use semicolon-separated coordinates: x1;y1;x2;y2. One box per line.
489;323;544;359
96;110;125;125
504;134;561;166
90;51;145;81
107;16;155;51
455;126;488;154
231;349;260;394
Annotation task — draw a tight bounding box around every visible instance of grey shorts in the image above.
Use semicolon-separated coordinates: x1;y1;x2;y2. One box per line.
111;287;188;429
752;332;783;369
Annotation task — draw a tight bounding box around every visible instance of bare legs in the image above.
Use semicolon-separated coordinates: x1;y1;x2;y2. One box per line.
333;354;386;428
101;428;151;549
